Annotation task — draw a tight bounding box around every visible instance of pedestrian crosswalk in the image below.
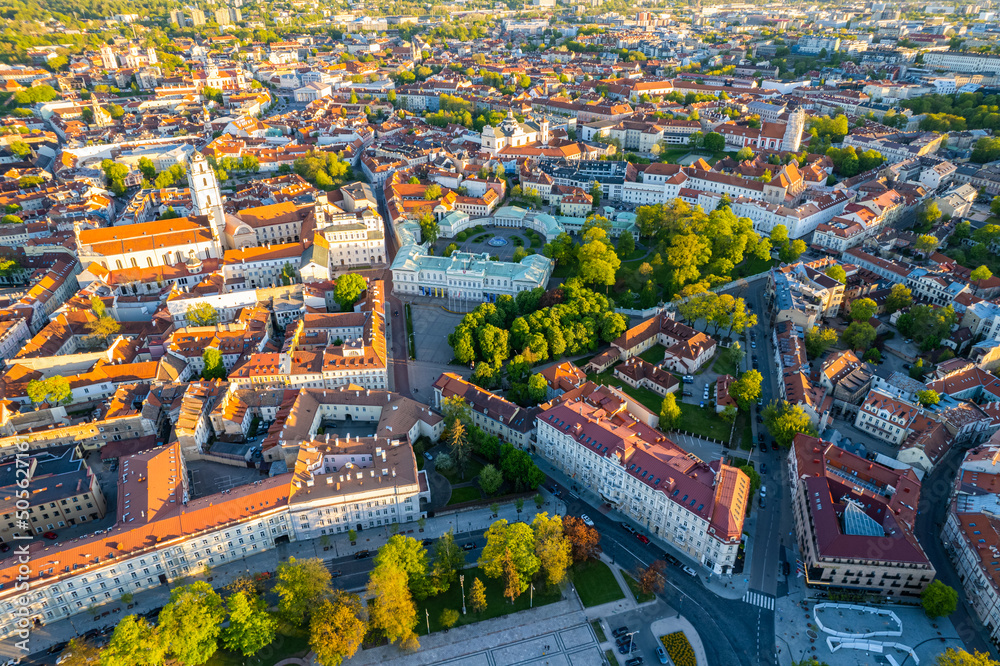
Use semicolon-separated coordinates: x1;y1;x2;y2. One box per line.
743;590;774;610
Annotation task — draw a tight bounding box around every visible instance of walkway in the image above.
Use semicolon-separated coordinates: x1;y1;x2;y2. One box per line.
649;617;709;666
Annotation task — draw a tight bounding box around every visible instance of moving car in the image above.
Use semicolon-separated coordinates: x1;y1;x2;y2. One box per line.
463;542;478;550
760;463;767;474
771;441;779;451
581;514;595;527
759;486;767;498
330;570;342;578
354;550;370;559
759;496;765;509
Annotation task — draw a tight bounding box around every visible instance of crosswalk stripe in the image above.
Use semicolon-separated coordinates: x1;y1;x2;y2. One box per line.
742;591;774;609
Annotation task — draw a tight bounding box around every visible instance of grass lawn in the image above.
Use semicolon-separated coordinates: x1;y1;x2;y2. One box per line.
659;148;690;163
712;350;737;377
437;459;485;484
622;573;655;603
571;560;625;608
678;402;731;441
637;344;667;364
592;619;607;642
618;384;665;414
732;255;777;280
447;485;483;505
415;566;561;635
552;263;575;278
739;414;753;451
606;649;620;666
205;623;308;666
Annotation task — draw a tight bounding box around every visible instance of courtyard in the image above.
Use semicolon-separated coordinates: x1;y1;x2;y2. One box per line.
432;224;543;263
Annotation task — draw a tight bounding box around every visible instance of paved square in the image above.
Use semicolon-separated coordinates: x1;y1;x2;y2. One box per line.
409;303;466;364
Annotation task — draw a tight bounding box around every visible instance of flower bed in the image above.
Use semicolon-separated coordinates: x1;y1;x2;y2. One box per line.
661;631;696;666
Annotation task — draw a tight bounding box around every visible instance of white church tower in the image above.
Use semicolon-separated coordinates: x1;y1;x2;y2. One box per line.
187;152;226;252
781;109;806;152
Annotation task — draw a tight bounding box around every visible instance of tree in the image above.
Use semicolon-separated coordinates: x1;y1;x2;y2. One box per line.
841;321;877;350
449;418;471;478
915;234;940;254
309;591;367;666
825;265;846;283
274;557;333;625
100;615;166;666
637;560;666;595
431;529;465;592
617;230;635;259
533;512;572;587
770;224;789;249
57;638;100;666
367;562;419;649
918;201;941;231
334;273;367;311
501;549;522;603
374;534;436;599
90;294;106;318
885;284;913;314
736;146;755;161
660;393;681;430
440;608;460;629
222;591;276;657
971;265;993;290
563;515;601;562
479;463;504;496
202;348;226;380
469;577;488;614
917;389;941;407
424;183;443;200
10;140;31;158
578;228;621;288
805;327;838;358
157;581;225;665
26;375;72;407
703;132;726;152
479;519;539;592
729;369;763;410
921;579;958;619
849;297;878;323
86;315;120;343
419;213;440;245
779;238;807;263
936;649;1000;666
185;302;219;326
762;400;815;448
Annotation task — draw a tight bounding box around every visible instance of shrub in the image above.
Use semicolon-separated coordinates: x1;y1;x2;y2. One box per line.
661;632;696;666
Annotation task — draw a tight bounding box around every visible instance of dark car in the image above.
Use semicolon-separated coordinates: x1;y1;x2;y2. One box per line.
612;626;630;639
0;543;9;553
618;642;636;655
759;441;767;453
626;658;645;666
48;641;68;654
756;415;762;423
760;462;767;474
43;531;58;540
664;553;681;567
421;539;434;546
394;311;399;316
354;550;370;559
330;570;342;578
463;542;478;550
783;561;791;576
636;534;650;545
759;496;765;509
771;441;779;450
757;433;764;442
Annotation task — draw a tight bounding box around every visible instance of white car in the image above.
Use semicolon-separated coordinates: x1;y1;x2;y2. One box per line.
681;565;697;577
581;514;595;527
759;486;767;498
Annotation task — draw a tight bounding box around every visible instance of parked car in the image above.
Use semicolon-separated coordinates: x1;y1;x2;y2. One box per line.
636;534;650;545
421;539;434;546
354;550;370;559
757;433;764;442
43;531;58;540
681;565;697;577
771;441;779;451
656;646;669;664
783;561;791;576
759;442;767;453
759;496;765;509
622;524;637;535
424;451;433;461
682;390;692;397
626;657;645;666
681;375;694;383
612;626;630;639
664;553;681;567
759;486;767;498
581;514;595;527
760;462;767;474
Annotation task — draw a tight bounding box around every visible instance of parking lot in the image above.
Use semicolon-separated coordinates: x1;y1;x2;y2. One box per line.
187;460;264;499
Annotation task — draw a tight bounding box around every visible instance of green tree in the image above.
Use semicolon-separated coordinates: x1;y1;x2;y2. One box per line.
222;591;276;657
419;212;440;245
185;302;219;326
841;321;877;350
374;534;437;599
805;327;838;358
885;284;913;314
660;393;681;430
367;561;419;650
703;132;726;152
762;400;816;448
578;228;621;288
921;579;958;619
736;146;755;161
158;582;226;664
9;140;30;158
849;297;878;322
779;238;807;263
57;638;100;666
274;557;333;625
100;615;166;666
532;512;572;587
971;265;993;289
729;369;763;411
527;373;547;403
469;577;488;614
617;230;635;259
26;375;72;407
936;649;1000;666
917;201;941;231
915;234;940;254
333;273;367;311
309;591;367;666
431;529;465;592
202;348;226;380
479;519;539;593
86;315;121;343
479;463;503;495
502;549;522;603
917;389;940;407
825;265;846;283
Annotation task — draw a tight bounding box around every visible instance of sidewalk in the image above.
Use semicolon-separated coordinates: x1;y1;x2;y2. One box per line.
650;616;709;666
20;499;558;654
531;454;747;601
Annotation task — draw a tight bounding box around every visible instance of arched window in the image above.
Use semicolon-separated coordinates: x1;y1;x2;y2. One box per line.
203;178;208;187
131;258;138;268
116;260;123;270
147;257;153;268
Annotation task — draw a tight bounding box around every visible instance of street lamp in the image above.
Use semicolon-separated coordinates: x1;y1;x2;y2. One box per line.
460;574;466;615
425;607;430;635
530;582;534;608
625;630;638;655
